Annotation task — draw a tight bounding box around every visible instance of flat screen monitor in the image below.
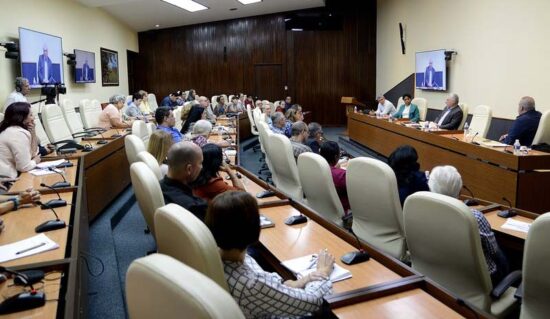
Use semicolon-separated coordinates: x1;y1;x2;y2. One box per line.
19;27;64;88
74;49;96;83
415;49;446;91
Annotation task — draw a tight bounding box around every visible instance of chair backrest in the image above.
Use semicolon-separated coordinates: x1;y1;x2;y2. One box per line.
155;204;229;291
0;113;3;122
346;157;407;260
211;95;218;111
403;191;492;311
41;104;75;143
125;135;146;165
30;104;51;146
132;120;150;147
148;93;158;113
146;122;156;136
246;104;258;135
173;106;183;131
257;122;279;186
252;107;263;127
80;99;102;129
273;101;281;109
521;213;550;319
468;105;492;138
228;95;234;102
126;254;244;319
396;97;404;109
297;153;344;225
532;110;550;145
412;97;427;121
458;103;469;130
130;162;165;237
268;134;303;200
60;99;85;134
137;151;163;180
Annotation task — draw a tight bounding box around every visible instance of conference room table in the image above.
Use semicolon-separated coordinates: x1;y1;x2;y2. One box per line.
348;112;550;213
6;160;79;195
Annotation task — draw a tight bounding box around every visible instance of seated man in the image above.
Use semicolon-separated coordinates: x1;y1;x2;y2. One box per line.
198;96;217;124
3;77;29;113
434;93;463;130
306;122;323;154
428;165;508;284
320;141;350;214
393;93;420;122
370;95;396;117
160;141;207;220
289;121;312;160
499;96;541;146
155;107;182;143
160;91;182;109
269;112;287;135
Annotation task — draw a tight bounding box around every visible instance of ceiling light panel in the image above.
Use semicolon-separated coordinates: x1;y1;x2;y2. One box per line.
162;0;208;12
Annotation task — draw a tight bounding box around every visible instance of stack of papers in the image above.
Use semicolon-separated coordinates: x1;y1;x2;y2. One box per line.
282;254;352;283
260;214;275;229
36;159;66;169
479;139;508;147
0;234;59;263
501;218;531;233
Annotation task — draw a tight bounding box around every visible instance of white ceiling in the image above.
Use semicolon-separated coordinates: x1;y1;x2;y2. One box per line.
78;0;326;32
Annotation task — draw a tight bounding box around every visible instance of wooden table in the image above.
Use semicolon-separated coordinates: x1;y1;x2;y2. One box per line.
82;128;127;140
7;160;79;195
348;112;550;213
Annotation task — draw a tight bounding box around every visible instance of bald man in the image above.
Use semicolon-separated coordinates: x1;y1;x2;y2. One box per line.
500;96;542;146
159;141;207;220
198;96;217;123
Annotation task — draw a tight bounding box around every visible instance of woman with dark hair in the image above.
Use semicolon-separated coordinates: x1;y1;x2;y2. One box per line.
320;141;350;215
393;93;420;122
388;145;429;206
180;104;205;134
192;143;244;201
206;191;334;318
0;102;41;179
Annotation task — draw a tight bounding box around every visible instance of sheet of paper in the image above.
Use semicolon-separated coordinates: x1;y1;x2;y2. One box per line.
0;233;59;263
501;218;531;233
281;254;352;283
29;168;58;176
36;159;66;169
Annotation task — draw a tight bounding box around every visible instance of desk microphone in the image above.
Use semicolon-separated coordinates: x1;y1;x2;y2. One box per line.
55;159;73;168
0;266;45;314
504;145;513;154
82;141;94;152
47;167;70;188
462;185;479;206
470;132;480;145
341;228;370;265
39;183;67;209
111;128;122;138
34;201;66;233
498;197;518;218
96;132;108;145
450;136;459;141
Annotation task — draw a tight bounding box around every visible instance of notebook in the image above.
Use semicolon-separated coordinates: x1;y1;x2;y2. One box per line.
281;254;352;283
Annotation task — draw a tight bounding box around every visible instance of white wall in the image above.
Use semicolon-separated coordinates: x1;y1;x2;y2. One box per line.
0;0;138;106
377;0;550;119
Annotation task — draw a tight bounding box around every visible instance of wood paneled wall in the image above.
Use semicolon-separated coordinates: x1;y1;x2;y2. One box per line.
136;3;376;126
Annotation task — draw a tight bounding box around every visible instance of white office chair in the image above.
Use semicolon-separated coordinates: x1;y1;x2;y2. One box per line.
531;110;550;145
273;101;281;110
468;105;492;138
298;153;345;225
257;121;278;185
396;97;404;109
126;254;244;319
137;151;163;180
404;192;519;318
41;104;84;149
228;95;234;103
521;212;550;319
246;104;259;136
60;98;93;136
80;99;102;129
267;134;303;201
155;204;228;291
130;162;165;238
458;103;469;130
30;104;51;147
211;95;219;113
412;98;428;121
0;113;3;123
252;107;263;127
146;122;156;136
132;120;150;147
347;157;407;261
173;106;183;131
148;93;158;113
125;135;146;165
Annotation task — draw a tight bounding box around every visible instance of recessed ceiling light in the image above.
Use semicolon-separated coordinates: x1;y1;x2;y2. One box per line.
291;28;303;32
161;0;208;12
155;24;160;28
238;0;262;4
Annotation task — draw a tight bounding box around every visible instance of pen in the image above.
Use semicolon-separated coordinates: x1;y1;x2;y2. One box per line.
306;255;318;270
16;242;46;255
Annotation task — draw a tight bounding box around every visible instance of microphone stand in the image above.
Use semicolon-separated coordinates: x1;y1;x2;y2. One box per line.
462;185;479;206
34;201;66;233
47;167;70;188
498;197;518;218
341;228;370;265
39;183;67;209
96;131;108;144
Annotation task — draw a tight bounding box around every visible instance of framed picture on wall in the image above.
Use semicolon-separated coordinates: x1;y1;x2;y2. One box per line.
100;47;119;86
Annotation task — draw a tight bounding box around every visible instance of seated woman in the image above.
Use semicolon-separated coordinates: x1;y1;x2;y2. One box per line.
187;120;229;148
388;145;429;206
319;141;350;215
206;191;335;318
0;102;41;179
98;94;132;130
393;93;420;122
192;144;244;201
261;102;273;125
125;92;145;120
0;190;41;215
284;105;304;137
138;90;152;115
428;165;508;284
214;96;227;116
147;130;173;177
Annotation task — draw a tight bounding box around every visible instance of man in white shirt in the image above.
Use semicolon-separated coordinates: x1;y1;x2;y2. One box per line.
3;77;30;113
371;95;396;116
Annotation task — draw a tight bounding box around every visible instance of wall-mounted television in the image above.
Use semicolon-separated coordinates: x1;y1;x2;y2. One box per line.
74;49;95;83
19;27;64;88
415;49;447;91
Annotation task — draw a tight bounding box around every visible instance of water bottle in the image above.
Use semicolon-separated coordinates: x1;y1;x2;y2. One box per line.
463;122;470;139
513;139;521;155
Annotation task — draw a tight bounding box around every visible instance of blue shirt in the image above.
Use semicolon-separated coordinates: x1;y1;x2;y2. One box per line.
160;96;178;109
269;123;286;135
504;109;542;146
157;125;182;143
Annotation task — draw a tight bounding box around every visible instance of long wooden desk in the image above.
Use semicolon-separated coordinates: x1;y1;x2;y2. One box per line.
348;112;550;213
7;160;79;195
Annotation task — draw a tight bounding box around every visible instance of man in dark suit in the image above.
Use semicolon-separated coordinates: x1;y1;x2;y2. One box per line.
37;45;53;84
500;96;541;146
434;93;463;130
424;59;436;88
82;59;91;81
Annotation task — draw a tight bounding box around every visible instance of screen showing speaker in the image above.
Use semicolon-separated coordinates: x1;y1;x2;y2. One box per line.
19;27;64;88
415;49;446;91
74;49;95;83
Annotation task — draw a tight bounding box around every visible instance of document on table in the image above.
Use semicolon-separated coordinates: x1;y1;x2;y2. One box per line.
0;234;59;263
501;218;531;233
260;214;275;229
282;254;352;283
29;168;62;176
36;159;66;169
479;139;508;147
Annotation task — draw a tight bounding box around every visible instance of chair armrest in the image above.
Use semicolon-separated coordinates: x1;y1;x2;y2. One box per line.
85;127;107;132
72;132;95;138
51;139;77;146
514;282;524;300
491;270;522;299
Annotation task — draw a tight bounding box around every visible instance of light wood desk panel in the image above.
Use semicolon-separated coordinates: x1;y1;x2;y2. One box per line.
0;275;61;319
8;160;79;194
259;205;401;294
484;210;532;240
